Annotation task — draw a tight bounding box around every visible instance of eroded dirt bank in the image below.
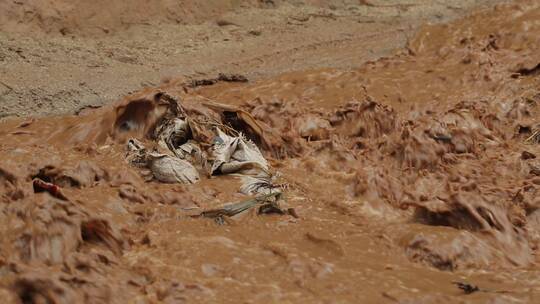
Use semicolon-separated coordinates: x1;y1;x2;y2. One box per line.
0;0;503;118
2;0;540;303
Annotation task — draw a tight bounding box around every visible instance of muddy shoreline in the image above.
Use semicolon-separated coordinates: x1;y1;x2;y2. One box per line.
1;0;504;118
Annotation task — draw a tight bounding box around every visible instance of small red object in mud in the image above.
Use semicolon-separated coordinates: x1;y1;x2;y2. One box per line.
32;178;69;201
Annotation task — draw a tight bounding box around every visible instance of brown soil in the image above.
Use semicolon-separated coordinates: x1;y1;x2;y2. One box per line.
1;0;501;117
4;0;540;303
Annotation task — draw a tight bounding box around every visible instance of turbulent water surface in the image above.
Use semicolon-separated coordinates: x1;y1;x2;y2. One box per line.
1;1;540;303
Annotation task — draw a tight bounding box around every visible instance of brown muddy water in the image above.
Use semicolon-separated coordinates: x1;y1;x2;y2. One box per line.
2;1;540;303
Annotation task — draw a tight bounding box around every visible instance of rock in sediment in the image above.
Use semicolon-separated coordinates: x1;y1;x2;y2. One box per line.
296;115;332;140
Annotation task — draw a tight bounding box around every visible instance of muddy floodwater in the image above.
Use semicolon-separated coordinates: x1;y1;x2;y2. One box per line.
2;0;540;303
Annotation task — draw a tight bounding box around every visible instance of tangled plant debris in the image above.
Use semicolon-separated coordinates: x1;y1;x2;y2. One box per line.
196;192;287;222
452;281;480;295
123;92;283;199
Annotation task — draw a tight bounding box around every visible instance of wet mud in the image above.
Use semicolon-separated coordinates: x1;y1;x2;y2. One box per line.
2;0;540;303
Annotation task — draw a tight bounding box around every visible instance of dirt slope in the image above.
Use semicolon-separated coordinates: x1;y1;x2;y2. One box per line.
0;0;503;118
